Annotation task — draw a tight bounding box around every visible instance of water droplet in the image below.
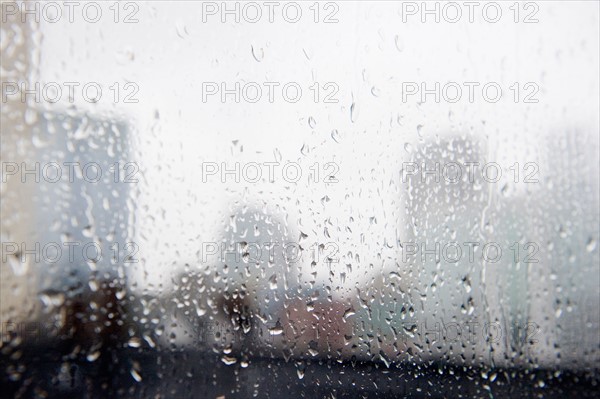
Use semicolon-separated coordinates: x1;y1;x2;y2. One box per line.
221;356;237;365
350;102;358;123
331;129;341;143
86;351;100;362
175;21;188;38
343;307;356;320
300;143;309;155
394;35;404;52
269;274;278;289
586;237;597;252
130;368;142;382
251;45;264;62
416;124;424;138
269;326;284;336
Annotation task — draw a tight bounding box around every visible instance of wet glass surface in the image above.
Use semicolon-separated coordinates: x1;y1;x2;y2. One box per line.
1;1;599;397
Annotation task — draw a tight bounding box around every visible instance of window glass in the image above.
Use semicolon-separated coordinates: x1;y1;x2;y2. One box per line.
1;1;599;397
